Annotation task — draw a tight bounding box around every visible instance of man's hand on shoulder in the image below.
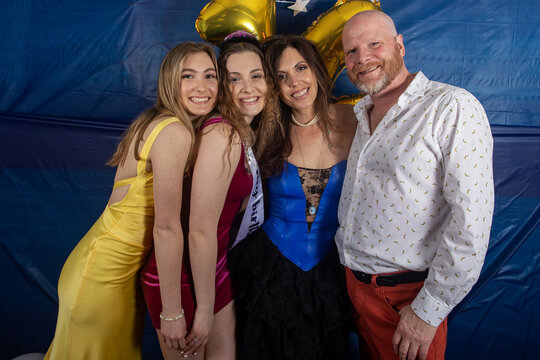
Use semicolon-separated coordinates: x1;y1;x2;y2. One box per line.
392;305;438;360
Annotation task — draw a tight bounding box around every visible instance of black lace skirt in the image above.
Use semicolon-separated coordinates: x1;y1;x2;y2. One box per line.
228;228;352;360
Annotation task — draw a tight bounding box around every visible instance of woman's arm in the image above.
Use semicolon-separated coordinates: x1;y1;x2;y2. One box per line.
151;121;192;351
185;121;241;355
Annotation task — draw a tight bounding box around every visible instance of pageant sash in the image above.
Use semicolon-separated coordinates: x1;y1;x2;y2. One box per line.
230;145;264;248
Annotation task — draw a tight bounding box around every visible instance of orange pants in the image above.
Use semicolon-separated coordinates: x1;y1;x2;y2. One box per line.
345;267;447;360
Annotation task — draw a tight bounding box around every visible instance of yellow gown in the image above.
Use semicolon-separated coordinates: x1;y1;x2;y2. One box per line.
44;117;180;360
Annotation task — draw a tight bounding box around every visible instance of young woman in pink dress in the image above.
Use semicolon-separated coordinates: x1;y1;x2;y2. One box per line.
141;31;279;359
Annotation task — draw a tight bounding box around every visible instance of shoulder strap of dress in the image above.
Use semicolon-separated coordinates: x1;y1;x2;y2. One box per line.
200;116;227;130
137;117;181;174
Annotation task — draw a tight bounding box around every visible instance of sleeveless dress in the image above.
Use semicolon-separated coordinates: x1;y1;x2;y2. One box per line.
229;160;351;360
141;117;252;330
44;117;181;360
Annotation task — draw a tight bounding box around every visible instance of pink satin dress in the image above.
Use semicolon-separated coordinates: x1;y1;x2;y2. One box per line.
140;117;252;329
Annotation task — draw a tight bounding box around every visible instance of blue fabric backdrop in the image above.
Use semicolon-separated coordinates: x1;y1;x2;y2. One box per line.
1;0;539;359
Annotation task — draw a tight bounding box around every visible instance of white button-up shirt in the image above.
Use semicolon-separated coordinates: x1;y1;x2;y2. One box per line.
335;72;494;326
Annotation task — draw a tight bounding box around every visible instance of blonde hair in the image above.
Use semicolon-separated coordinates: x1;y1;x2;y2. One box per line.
107;42;218;171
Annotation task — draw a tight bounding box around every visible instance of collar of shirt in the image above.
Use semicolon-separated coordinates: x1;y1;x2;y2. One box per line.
353;71;429;118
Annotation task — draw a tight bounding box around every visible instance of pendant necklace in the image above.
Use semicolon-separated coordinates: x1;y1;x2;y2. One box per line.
293;125;324;216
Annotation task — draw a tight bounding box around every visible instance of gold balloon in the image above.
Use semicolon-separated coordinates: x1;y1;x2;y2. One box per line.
335;93;366;105
303;0;381;85
196;0;276;45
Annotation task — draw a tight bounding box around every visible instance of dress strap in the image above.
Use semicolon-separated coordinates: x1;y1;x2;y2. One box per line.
200;116;226;130
112;176;134;189
137;117;181;174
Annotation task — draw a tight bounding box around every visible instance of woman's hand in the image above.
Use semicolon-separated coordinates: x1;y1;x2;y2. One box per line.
183;309;214;356
160;316;188;351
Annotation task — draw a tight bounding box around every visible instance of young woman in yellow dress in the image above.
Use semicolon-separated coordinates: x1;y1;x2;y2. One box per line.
44;42;218;360
140;30;279;359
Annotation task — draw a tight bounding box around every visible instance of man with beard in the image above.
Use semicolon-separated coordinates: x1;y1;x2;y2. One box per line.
335;10;494;360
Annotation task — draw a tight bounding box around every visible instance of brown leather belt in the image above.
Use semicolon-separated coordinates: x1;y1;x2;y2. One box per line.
352;269;429;287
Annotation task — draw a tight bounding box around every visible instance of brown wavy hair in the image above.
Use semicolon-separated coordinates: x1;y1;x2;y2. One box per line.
107;42;218;171
216;39;283;178
262;35;337;175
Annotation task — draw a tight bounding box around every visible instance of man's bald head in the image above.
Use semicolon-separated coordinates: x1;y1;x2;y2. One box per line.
344;10;398;39
342;10;408;96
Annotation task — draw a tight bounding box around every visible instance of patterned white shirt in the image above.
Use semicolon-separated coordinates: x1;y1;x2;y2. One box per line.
335;72;494;327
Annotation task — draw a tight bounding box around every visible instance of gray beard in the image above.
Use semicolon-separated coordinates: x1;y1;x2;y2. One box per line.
355;74;392;96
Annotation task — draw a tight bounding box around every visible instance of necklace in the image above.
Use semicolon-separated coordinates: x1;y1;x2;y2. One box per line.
291;113;320;127
293;126;324;216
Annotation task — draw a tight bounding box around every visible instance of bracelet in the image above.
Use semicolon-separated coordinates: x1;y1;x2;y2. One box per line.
160;308;185;322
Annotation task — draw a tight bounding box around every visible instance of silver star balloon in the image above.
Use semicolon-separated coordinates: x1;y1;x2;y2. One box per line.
287;0;310;16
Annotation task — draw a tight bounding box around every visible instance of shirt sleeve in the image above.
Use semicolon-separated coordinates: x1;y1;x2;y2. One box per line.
411;90;495;326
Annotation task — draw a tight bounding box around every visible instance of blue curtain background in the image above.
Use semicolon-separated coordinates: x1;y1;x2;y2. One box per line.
1;0;539;359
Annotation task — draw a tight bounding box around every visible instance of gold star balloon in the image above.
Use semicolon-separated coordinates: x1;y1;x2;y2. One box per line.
303;0;381;85
335;93;365;105
195;0;382;104
195;0;276;44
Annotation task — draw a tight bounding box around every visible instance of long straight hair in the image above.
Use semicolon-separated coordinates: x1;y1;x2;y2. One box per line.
107;42;218;171
262;35;337;175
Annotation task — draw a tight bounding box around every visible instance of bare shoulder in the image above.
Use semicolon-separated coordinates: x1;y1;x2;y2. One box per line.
329;104;357;157
149;117;192;157
145;116;190;138
330;104;357;136
201;119;233;135
200;116;240;145
331;103;357;129
195;117;242;179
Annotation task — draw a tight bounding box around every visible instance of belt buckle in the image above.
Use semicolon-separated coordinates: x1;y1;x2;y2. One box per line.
376;276;397;287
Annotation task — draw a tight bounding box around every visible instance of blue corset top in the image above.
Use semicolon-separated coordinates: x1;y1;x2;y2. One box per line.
262;160;347;271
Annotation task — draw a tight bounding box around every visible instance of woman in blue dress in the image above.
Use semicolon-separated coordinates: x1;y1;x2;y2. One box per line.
229;35;357;360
